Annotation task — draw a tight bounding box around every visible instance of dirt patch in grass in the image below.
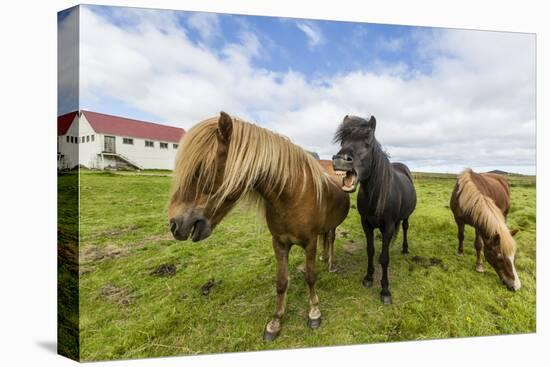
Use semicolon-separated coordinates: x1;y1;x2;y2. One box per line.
81;233;173;265
81;245;130;263
87;224;141;241
150;264;177;277
409;255;448;271
343;241;362;254
100;283;134;306
201;279;222;296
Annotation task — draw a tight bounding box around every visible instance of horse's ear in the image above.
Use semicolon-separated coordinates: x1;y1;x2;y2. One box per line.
367;115;376;130
510;228;519;237
218;111;233;143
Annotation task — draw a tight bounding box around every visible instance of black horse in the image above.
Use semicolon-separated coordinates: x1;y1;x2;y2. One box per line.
332;115;416;304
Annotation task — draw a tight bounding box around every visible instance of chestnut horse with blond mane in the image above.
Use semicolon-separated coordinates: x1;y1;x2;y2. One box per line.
168;112;349;340
450;168;521;290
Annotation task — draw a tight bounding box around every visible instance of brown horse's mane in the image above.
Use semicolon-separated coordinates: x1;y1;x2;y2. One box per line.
456;169;516;256
172;115;329;210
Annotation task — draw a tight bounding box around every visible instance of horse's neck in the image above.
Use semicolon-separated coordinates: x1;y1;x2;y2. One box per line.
360;145;391;195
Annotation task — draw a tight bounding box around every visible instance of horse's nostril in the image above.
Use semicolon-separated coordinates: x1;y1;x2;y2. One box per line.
170;219;178;234
345;155;353;162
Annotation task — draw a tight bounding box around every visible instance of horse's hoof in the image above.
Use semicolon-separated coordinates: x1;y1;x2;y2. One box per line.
307;317;321;329
263;329;279;342
380;294;392;305
456;251;464;257
362;278;373;288
475;264;484;273
402;248;409;255
328;265;338;273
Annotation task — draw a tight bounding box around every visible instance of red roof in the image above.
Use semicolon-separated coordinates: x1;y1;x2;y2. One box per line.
57;111;78;135
81;110;185;143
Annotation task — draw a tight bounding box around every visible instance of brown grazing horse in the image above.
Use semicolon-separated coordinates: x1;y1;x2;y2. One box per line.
168;112;350;340
317;159;349;272
450;168;520;290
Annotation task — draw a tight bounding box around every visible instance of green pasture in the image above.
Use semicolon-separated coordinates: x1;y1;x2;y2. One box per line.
70;170;536;361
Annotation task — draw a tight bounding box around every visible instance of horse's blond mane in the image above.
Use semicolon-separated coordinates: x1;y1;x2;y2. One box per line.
171;115;328;210
457;169;516;257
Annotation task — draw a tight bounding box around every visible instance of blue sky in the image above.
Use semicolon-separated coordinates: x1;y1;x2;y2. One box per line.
58;5;536;174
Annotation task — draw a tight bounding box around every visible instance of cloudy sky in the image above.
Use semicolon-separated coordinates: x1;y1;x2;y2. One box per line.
58;5;536;174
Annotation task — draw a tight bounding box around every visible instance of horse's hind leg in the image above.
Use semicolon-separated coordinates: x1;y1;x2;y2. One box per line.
456;221;465;256
401;218;410;254
319;233;328;262
474;229;484;273
327;229;337;272
305;237;321;329
379;223;395;305
263;238;290;341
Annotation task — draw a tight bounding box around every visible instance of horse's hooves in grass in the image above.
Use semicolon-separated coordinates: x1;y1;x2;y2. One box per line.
328;265;338;273
380;294;392;305
456;251;464;257
475;264;484;273
402;249;409;255
362;278;373;288
263;329;279;342
307;317;321;329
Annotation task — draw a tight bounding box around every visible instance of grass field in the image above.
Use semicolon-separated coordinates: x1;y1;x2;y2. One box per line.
73;170;536;361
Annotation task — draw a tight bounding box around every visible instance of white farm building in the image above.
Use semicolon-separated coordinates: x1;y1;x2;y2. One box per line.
57;110;186;170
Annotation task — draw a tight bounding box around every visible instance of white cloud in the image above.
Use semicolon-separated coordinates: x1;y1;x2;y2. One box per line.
187;12;220;42
76;7;536;174
296;22;324;48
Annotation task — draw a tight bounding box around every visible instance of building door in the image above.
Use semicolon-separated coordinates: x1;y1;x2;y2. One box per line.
104;136;116;153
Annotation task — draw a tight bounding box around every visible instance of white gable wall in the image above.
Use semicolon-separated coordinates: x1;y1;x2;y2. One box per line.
57;114;80;169
79;114;102;168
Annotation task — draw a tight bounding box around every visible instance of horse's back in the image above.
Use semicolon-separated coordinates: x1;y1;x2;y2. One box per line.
480;173;511;214
391;162;417;217
451;170;511;222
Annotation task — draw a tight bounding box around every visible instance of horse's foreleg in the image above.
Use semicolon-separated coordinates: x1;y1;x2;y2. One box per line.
362;222;375;288
263;238;290;341
305;238;321;329
379;223;395;305
456;221;465;256
474;229;484;273
327;229;336;272
401;218;410;254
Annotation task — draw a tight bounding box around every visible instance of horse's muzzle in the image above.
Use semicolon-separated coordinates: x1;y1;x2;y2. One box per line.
332;154;354;172
170;216;212;242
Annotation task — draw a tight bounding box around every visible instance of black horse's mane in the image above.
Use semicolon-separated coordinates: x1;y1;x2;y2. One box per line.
333;115;372;143
334;116;393;216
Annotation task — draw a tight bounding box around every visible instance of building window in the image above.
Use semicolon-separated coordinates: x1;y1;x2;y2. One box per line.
91;135;95;142
160;142;168;149
86;136;90;143
123;137;134;145
173;143;179;149
70;136;74;143
145;140;154;148
66;136;69;143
